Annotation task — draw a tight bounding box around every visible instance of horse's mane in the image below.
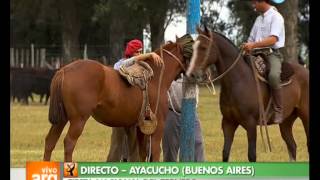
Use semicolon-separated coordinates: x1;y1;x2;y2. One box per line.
211;31;239;52
155;34;194;62
177;34;194;61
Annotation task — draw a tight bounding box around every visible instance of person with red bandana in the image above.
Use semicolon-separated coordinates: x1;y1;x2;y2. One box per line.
107;39;163;162
114;39;163;70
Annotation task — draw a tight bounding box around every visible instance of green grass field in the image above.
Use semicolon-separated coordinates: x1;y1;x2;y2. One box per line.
10;86;308;167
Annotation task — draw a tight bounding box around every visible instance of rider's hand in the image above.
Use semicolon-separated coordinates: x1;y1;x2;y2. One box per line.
150;52;163;66
242;42;255;54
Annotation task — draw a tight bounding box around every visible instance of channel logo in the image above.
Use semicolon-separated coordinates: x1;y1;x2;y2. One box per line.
26;161;60;180
63;162;78;177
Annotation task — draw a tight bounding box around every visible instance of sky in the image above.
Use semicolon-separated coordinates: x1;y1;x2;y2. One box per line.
143;1;232;52
164;2;231;42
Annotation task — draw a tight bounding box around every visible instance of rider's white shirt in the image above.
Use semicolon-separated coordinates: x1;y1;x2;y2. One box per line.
248;7;285;49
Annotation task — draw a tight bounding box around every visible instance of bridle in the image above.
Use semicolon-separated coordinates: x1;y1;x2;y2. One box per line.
146;43;186;162
196;33;245;83
198;34;213;67
160;44;186;72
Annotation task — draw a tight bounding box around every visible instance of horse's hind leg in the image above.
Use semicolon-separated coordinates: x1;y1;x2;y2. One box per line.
222;118;239;162
43;120;68;161
279;112;297;161
64;116;88;162
297;104;309;155
297;80;309;155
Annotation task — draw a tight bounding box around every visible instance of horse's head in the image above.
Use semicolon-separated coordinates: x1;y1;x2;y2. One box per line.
157;34;194;77
186;26;220;81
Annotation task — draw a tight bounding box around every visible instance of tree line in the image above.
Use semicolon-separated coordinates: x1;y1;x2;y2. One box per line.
10;0;309;65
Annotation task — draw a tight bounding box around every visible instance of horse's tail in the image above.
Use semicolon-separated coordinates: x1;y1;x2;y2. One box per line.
48;69;67;125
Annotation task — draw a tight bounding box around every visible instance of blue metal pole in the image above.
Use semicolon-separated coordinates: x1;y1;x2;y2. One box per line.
187;0;201;35
179;0;200;162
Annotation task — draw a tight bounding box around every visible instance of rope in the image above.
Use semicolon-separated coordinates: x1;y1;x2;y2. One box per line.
155;46;165;115
249;56;272;153
147;136;152;162
197;34;244;84
162;49;186;72
205;69;216;96
167;91;180;115
209;48;245;83
264;98;273;152
146;45;165;162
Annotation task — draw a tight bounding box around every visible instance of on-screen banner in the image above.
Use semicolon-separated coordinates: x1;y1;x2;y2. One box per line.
26;161;309;180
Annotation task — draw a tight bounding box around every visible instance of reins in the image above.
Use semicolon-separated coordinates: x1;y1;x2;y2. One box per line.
162;49;186;72
249;57;272;153
147;44;184;162
198;34;246;83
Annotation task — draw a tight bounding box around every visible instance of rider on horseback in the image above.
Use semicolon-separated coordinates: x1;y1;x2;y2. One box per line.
242;0;285;124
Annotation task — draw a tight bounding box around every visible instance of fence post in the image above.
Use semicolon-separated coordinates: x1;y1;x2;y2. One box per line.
26;49;30;67
55;57;60;69
83;44;88;60
15;49;19;67
40;48;46;68
102;56;107;65
21;49;25;68
35;49;40;67
31;44;34;67
51;57;54;68
10;48;14;67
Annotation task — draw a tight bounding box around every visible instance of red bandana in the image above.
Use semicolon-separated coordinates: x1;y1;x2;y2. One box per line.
125;39;143;58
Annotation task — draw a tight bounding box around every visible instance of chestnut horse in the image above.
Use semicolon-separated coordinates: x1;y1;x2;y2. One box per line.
43;35;194;162
187;27;309;162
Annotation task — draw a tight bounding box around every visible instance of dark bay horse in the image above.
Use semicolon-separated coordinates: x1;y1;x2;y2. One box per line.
187;27;309;162
43;35;194;162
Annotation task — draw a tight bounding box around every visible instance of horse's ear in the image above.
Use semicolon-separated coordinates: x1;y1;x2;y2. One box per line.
204;24;209;35
204;24;213;38
196;25;203;34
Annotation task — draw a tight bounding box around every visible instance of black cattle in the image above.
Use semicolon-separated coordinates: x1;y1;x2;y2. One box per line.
11;67;34;104
32;68;57;104
10;67;57;105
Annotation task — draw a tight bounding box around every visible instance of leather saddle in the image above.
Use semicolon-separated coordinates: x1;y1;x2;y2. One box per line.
244;50;294;85
118;61;157;135
119;61;154;90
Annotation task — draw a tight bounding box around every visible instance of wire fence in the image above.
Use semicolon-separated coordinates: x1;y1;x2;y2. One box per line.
10;44;113;69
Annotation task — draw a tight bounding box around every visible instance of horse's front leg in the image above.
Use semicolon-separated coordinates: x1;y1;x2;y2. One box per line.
246;118;257;162
222;117;239;162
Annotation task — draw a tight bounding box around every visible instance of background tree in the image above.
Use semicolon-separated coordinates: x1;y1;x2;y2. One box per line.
11;0;308;66
227;0;309;63
93;0;186;63
277;0;299;63
200;0;235;38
